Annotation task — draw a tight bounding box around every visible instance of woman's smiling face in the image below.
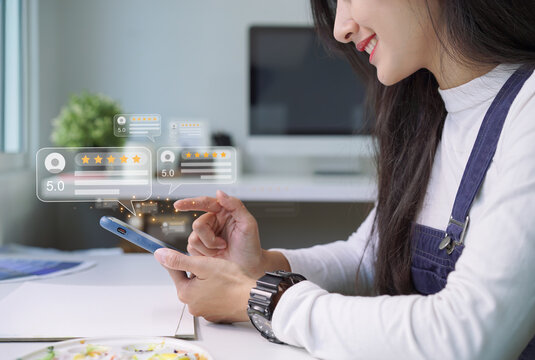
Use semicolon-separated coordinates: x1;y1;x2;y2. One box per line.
333;0;440;86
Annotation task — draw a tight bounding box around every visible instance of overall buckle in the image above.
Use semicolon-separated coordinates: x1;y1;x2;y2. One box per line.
439;216;470;255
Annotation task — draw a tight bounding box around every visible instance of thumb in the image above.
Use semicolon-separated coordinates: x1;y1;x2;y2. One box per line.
216;190;254;221
155;248;208;277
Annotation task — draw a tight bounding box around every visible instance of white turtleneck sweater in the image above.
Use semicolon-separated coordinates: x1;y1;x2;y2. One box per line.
271;64;535;360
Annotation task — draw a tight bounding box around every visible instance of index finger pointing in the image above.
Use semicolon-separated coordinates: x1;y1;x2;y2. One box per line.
174;196;222;213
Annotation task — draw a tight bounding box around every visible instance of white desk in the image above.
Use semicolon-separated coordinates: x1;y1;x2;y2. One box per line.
0;254;314;360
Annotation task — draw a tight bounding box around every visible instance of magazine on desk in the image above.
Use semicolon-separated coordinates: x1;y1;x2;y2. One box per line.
0;258;96;284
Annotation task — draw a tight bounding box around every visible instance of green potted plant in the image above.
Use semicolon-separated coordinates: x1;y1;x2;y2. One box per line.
51;91;124;147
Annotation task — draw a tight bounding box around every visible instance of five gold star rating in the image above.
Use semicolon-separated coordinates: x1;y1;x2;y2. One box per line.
82;150;229;164
184;151;227;158
131;117;158;121
81;154;143;164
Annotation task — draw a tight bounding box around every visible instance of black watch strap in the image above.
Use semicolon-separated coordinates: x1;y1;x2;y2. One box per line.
248;270;306;344
249;273;284;320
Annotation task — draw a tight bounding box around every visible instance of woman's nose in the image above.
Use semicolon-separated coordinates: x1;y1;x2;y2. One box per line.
333;18;359;44
333;1;359;44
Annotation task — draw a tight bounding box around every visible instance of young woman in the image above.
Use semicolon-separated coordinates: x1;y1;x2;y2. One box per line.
154;0;535;358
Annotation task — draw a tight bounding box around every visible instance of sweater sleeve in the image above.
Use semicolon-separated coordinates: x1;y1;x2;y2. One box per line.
270;95;535;360
269;206;377;296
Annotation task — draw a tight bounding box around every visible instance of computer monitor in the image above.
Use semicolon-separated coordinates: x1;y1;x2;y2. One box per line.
247;26;374;175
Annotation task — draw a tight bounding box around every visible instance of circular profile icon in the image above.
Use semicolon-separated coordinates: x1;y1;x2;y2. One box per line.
117;116;127;125
44;152;66;174
160;150;175;163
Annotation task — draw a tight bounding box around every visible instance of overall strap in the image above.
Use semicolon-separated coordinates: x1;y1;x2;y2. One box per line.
444;64;534;248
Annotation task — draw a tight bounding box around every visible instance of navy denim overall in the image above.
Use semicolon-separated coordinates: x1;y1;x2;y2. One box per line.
410;64;535;359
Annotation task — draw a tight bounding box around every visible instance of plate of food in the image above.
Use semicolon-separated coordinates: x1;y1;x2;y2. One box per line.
16;336;214;360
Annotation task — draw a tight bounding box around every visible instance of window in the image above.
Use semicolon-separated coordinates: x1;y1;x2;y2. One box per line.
1;0;23;154
0;0;26;172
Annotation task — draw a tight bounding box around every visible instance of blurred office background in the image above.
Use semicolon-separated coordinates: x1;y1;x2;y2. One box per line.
0;0;375;253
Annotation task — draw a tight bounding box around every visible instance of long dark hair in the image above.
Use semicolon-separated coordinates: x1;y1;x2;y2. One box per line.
310;0;535;295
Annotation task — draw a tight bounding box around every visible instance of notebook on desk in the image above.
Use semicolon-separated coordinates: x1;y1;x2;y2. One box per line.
0;282;195;341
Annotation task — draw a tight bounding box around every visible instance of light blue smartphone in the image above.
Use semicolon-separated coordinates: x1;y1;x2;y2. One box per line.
99;216;187;255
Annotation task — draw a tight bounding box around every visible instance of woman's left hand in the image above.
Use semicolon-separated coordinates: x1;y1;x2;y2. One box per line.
154;248;256;323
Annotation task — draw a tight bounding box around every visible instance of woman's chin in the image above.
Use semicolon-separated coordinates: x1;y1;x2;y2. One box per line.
376;65;409;87
376;70;396;86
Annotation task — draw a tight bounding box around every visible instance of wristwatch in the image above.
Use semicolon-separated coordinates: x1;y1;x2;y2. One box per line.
247;270;306;344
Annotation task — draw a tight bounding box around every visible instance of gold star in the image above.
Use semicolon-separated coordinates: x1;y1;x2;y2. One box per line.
195;152;200;158
221;152;226;158
120;155;128;163
132;155;141;163
204;152;209;158
186;152;191;158
81;155;90;164
212;152;217;158
107;155;115;163
94;155;102;164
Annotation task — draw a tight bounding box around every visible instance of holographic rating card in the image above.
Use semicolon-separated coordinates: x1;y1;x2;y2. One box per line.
157;147;237;194
36;147;152;214
114;114;161;142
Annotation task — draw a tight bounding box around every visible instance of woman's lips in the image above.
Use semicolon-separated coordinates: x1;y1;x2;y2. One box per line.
369;44;377;62
356;33;376;52
367;37;378;62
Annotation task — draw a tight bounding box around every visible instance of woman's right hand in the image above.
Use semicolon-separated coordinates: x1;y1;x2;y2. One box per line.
174;190;266;278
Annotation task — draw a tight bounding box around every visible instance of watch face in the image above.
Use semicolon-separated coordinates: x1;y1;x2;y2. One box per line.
251;313;276;339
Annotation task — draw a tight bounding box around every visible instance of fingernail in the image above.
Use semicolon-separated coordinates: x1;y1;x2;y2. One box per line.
218;190;229;198
154;248;167;264
216;243;227;249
